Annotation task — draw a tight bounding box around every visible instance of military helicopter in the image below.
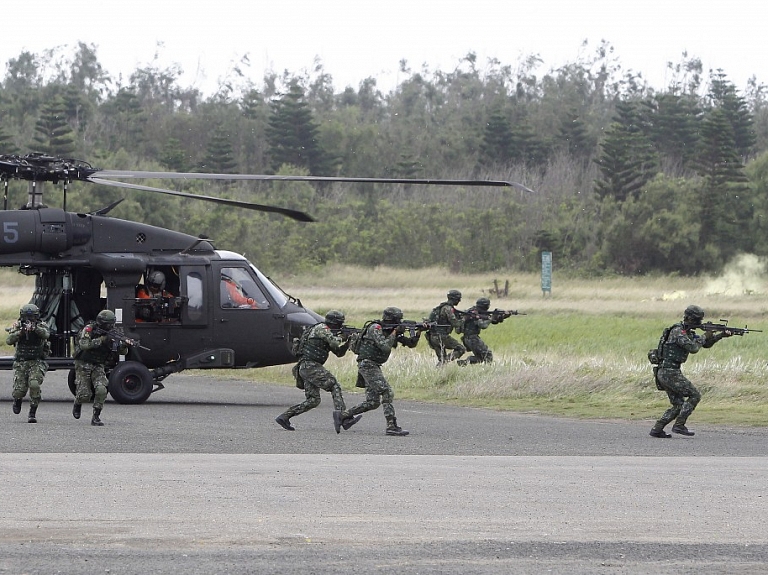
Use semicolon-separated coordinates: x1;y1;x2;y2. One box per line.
0;152;533;404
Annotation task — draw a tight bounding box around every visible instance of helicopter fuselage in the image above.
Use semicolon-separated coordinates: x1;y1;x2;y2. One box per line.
0;207;321;402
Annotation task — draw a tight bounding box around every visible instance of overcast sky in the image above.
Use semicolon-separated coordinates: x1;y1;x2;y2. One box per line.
6;0;766;96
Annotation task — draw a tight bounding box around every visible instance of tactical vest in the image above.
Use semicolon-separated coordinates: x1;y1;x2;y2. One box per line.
462;307;482;337
77;324;113;365
429;303;452;336
14;331;47;361
661;323;690;367
301;325;331;364
357;322;392;365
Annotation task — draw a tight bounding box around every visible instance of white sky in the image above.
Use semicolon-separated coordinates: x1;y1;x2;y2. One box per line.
5;0;766;96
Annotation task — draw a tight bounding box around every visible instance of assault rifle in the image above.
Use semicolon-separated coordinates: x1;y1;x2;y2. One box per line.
5;320;38;333
93;326;151;351
456;308;526;322
381;320;448;338
337;324;362;338
697;320;762;337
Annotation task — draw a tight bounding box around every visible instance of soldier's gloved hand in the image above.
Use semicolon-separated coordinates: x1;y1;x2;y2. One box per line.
722;330;734;338
96;336;109;345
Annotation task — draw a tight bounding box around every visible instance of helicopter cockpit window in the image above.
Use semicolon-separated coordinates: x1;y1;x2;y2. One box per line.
250;264;289;308
220;267;268;309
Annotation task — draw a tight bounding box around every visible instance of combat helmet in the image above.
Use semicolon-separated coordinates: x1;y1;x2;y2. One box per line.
382;306;404;323
446;289;462;303
96;309;117;328
147;270;166;292
683;304;704;326
476;297;491;311
324;310;345;328
20;303;40;320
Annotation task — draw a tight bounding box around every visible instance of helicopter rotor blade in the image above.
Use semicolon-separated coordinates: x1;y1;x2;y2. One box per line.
94;170;537;193
87;177;315;222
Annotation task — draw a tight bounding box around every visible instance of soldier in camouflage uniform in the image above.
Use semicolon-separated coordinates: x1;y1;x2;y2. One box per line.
458;297;500;365
650;305;732;438
275;310;361;433
425;289;466;365
6;304;50;423
73;310;128;426
334;307;419;436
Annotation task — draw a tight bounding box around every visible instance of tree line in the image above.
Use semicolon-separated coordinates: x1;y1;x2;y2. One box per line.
3;41;768;276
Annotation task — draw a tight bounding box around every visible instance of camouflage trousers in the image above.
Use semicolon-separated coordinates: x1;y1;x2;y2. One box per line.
74;360;109;409
461;334;493;363
426;332;466;363
343;359;397;426
281;360;347;419
654;367;701;428
12;359;47;406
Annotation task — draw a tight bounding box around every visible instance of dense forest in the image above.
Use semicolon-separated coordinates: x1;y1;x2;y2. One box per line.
3;41;768;276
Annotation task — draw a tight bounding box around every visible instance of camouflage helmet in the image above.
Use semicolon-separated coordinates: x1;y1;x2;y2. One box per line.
147;270;166;291
96;309;116;328
446;289;462;303
382;306;404;323
324;309;345;327
683;304;705;324
20;303;40;320
476;297;491;311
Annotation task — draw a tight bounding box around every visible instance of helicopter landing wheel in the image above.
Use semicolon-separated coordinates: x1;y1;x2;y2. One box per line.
108;361;153;404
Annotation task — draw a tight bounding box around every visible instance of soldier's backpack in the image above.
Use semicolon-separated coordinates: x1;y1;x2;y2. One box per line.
348;321;373;355
291;323;321;358
648;325;673;365
648;325;673;390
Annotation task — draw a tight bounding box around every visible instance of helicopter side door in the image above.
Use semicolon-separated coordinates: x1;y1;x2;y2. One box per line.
213;263;283;366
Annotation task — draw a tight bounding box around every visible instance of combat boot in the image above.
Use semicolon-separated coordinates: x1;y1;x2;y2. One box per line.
332;410;344;433
91;407;104;426
386;417;409;436
27;404;37;424
649;427;671;438
342;415;362;430
72;401;82;419
275;415;295;431
12;398;22;414
672;424;695;436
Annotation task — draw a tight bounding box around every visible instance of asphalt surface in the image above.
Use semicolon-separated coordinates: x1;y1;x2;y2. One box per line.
1;371;768;574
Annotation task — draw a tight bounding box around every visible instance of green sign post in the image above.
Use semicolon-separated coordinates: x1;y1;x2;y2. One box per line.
541;251;552;296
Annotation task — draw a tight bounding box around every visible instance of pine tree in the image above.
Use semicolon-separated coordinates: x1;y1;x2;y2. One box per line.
160;137;188;171
32;96;76;156
695;107;752;259
556;107;592;161
266;82;334;175
594;101;659;201
479;107;514;165
709;71;756;160
200;126;237;173
640;93;701;170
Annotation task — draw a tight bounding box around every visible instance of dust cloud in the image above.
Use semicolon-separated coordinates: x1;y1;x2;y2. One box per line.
705;254;766;296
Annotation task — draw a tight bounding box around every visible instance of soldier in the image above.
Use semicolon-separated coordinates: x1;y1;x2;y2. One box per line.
72;309;128;426
458;297;501;365
6;304;50;423
136;270;175;322
275;310;361;432
334;306;419;436
650;305;732;438
425;289;466;365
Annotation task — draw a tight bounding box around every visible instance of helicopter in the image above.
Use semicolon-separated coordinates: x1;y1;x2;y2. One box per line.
0;152;534;404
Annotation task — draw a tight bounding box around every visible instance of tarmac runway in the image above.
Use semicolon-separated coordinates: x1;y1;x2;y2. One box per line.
1;371;767;574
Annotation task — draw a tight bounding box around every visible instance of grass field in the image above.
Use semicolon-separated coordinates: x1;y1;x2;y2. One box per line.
2;260;767;426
